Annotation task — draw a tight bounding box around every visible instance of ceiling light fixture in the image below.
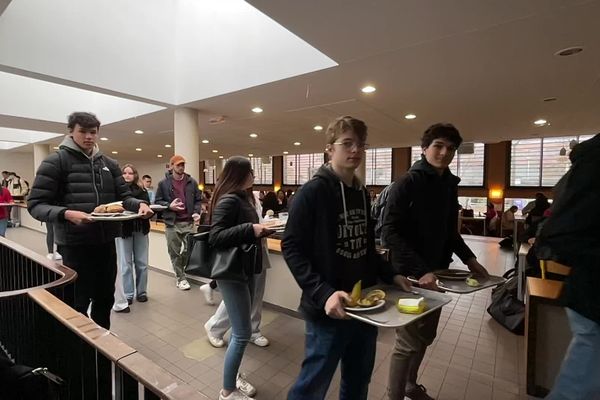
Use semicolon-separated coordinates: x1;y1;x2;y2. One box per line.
112;151;118;154
135;148;142;152
404;114;417;120
212;150;218;153
534;119;548;126
134;130;144;134
248;153;254;157
165;144;172;148
294;142;301;146
157;154;163;158
218;155;224;159
283;151;289;155
313;125;323;131
53;146;59;150
202;139;210;144
554;46;583;57
361;85;376;93
100;137;109;141
249;133;258;138
251;107;263;113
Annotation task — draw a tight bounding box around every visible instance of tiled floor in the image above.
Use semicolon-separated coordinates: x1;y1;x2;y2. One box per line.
7;227;539;400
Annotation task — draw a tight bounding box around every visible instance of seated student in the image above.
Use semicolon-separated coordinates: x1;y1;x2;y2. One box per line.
501;205;519;235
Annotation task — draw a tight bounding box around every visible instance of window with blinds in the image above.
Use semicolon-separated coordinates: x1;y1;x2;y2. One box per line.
283;153;324;185
365;148;392;185
510;135;594;187
204;161;216;185
250;157;273;185
410;143;485;186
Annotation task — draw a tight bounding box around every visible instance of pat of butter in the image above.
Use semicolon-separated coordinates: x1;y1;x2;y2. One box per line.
397;297;426;314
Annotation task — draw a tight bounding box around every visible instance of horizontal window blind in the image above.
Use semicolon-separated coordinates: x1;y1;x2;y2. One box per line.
365;147;392;185
204;161;216;184
283;153;324;185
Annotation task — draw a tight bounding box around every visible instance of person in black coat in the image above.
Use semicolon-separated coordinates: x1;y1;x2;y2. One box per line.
536;133;600;399
208;156;271;400
27;112;153;329
382;123;488;400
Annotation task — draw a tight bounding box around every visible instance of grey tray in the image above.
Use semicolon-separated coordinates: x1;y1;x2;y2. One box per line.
408;274;506;294
345;286;452;328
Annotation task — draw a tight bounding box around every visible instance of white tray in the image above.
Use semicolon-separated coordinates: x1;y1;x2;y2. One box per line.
149;204;167;211
89;211;140;221
408;274;506;294
345;286;452;328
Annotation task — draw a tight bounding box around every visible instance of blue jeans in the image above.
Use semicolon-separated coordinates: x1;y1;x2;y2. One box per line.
288;318;378;400
0;219;7;237
546;308;600;400
116;232;149;299
218;278;255;391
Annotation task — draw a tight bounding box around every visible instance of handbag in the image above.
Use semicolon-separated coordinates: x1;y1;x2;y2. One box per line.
185;232;257;282
486;269;524;335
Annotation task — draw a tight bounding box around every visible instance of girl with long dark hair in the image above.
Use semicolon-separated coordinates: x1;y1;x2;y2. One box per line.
208;156;271;400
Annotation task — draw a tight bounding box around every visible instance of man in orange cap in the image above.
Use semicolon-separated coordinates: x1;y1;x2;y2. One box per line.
155;155;203;290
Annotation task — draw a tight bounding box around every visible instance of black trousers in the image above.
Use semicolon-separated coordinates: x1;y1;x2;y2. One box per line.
57;242;117;330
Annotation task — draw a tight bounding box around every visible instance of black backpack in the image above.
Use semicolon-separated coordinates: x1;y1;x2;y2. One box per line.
486;269;525;335
0;353;63;400
371;182;394;238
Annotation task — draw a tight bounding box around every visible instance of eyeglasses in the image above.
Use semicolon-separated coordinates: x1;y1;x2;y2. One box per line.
332;141;369;151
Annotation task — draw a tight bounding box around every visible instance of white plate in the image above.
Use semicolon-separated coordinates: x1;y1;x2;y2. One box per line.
91;212;124;217
149;204;167;211
90;212;139;221
344;299;386;312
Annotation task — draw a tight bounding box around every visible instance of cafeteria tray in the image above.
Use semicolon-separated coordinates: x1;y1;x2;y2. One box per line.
89;211;140;221
345;285;452;328
408;274;506;294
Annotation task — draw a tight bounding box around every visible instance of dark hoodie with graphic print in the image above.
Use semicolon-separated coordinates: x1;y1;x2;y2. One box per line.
282;164;397;320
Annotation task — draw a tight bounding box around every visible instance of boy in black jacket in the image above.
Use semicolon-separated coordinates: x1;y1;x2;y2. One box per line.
382;123;488;400
282;116;411;400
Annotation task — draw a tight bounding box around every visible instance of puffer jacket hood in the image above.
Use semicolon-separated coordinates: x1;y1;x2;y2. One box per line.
60;135;100;159
411;156;461;186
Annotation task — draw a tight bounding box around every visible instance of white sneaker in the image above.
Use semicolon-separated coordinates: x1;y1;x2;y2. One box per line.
250;335;269;347
176;279;191;291
200;283;215;305
204;321;225;348
219;389;254;400
46;253;54;260
236;373;257;397
53;252;62;260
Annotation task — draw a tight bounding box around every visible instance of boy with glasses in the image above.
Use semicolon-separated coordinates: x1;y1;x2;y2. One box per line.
283;116;411;400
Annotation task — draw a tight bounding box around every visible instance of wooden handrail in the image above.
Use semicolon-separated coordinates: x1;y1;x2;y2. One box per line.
0;236;77;298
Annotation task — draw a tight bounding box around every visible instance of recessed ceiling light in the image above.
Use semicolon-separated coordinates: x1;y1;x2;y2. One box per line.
361;85;376;93
251;107;263;113
53;146;59;150
248;153;254;157
404;114;417;120
165;144;172;148
212;149;218;153
283;151;289;155
135;148;142;151
294;142;301;146
249;133;258;138
157;154;163;158
218;155;224;159
554;46;583;57
134;130;144;134
202;139;210;144
534;119;548;126
100;137;109;141
313;125;323;131
111;151;118;154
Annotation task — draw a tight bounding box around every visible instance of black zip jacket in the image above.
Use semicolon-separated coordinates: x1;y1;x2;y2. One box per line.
537;133;600;323
209;191;262;274
381;157;475;279
155;174;202;227
27;136;143;245
121;184;151;238
282;165;396;320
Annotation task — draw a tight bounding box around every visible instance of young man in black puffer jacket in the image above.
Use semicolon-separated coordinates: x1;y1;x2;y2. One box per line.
27;112;153;329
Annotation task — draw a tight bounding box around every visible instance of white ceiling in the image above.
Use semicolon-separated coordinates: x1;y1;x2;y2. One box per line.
1;0;599;162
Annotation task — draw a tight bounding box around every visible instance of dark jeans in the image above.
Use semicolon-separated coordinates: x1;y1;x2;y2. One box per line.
288;318;378;400
57;242;117;330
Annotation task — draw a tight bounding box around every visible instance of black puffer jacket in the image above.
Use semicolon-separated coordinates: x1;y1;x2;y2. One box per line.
537;133;600;323
209;191;262;274
382;157;476;278
121;184;151;238
27;136;143;245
